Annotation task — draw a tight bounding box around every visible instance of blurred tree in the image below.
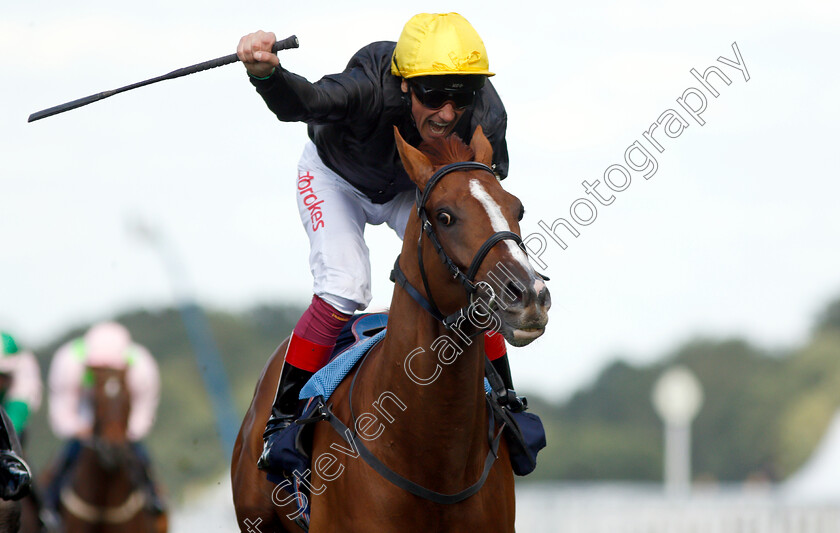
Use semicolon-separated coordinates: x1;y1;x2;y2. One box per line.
775;330;840;476
524;295;840;484
814;297;840;333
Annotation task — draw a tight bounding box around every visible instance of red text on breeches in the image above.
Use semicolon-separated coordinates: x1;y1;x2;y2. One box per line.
298;171;325;231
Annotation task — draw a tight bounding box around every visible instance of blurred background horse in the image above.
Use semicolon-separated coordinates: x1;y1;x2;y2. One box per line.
56;367;165;533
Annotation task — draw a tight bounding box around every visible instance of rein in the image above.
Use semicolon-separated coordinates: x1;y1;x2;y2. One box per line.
390;161;523;331
306;342;506;505
322;402;503;505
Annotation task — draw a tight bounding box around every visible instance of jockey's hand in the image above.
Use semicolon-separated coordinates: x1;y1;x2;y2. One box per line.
237;30;280;78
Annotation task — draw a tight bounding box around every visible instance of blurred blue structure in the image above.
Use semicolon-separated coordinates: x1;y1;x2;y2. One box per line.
128;217;238;457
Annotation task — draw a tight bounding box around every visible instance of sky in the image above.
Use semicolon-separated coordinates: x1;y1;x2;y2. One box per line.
2;0;839;401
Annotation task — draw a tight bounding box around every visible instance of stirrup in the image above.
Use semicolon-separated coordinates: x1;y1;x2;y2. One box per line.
256;417;295;472
498;390;528;413
256;440;276;472
261;410;298;439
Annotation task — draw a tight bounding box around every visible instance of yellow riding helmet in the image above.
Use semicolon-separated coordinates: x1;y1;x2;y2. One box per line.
391;13;495;79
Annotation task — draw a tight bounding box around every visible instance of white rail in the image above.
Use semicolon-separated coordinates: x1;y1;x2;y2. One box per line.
516;483;840;533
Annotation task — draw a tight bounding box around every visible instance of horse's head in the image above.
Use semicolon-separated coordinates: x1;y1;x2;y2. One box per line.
87;366;132;468
394;126;550;346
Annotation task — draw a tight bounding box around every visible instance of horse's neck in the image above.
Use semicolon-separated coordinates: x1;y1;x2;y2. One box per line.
364;285;487;456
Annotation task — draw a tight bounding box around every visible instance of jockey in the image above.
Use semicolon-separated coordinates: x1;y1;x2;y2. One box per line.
237;12;525;474
44;322;165;513
0;332;35;500
0;331;42;439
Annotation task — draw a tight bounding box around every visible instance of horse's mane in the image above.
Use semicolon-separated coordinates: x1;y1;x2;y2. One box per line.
418;134;475;166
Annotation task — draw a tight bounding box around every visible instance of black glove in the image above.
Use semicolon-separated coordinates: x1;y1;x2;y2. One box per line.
498;389;528;413
0;451;31;501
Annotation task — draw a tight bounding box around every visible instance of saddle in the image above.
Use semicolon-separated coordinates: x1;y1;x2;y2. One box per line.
263;313;545;527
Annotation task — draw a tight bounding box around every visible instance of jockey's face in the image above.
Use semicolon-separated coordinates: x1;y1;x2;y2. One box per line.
402;79;467;144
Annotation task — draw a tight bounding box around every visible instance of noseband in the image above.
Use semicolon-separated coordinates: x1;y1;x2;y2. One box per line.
390;161;523;330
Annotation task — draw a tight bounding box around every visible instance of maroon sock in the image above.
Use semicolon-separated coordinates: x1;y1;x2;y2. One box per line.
286;296;352;371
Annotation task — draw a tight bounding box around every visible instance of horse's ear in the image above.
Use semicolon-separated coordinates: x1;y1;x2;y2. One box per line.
394;126;434;189
470;125;493;167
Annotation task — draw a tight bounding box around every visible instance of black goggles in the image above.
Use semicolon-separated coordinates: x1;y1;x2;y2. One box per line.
409;81;476;110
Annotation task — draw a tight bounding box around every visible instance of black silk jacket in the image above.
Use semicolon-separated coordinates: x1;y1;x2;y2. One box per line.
250;41;509;204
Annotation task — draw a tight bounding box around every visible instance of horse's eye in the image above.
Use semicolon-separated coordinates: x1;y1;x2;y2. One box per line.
437;211;454;226
517;205;525;222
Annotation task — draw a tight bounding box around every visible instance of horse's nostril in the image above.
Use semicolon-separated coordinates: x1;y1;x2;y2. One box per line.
538;286;551;308
506;280;525;305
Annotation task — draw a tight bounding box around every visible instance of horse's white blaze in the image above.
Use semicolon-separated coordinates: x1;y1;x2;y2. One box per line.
469;180;531;271
104;376;121;398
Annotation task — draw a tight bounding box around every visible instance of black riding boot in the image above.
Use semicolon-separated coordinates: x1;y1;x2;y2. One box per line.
491;354;527;413
0;411;31;500
256;363;314;472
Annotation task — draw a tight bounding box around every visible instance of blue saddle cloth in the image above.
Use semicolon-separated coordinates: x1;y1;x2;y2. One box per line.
299;314;387;401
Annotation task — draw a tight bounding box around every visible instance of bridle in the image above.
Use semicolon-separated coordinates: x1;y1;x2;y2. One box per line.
390;161;524;331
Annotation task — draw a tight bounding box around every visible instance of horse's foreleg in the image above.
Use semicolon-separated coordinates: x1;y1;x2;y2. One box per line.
232;339;294;532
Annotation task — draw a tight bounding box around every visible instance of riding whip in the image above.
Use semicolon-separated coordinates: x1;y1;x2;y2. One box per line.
27;34;299;123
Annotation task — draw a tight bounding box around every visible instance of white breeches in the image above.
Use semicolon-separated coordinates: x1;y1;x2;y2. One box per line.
296;142;414;315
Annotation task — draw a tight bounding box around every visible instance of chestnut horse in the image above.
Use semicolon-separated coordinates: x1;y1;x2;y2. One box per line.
232;126;550;532
58;367;165;533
